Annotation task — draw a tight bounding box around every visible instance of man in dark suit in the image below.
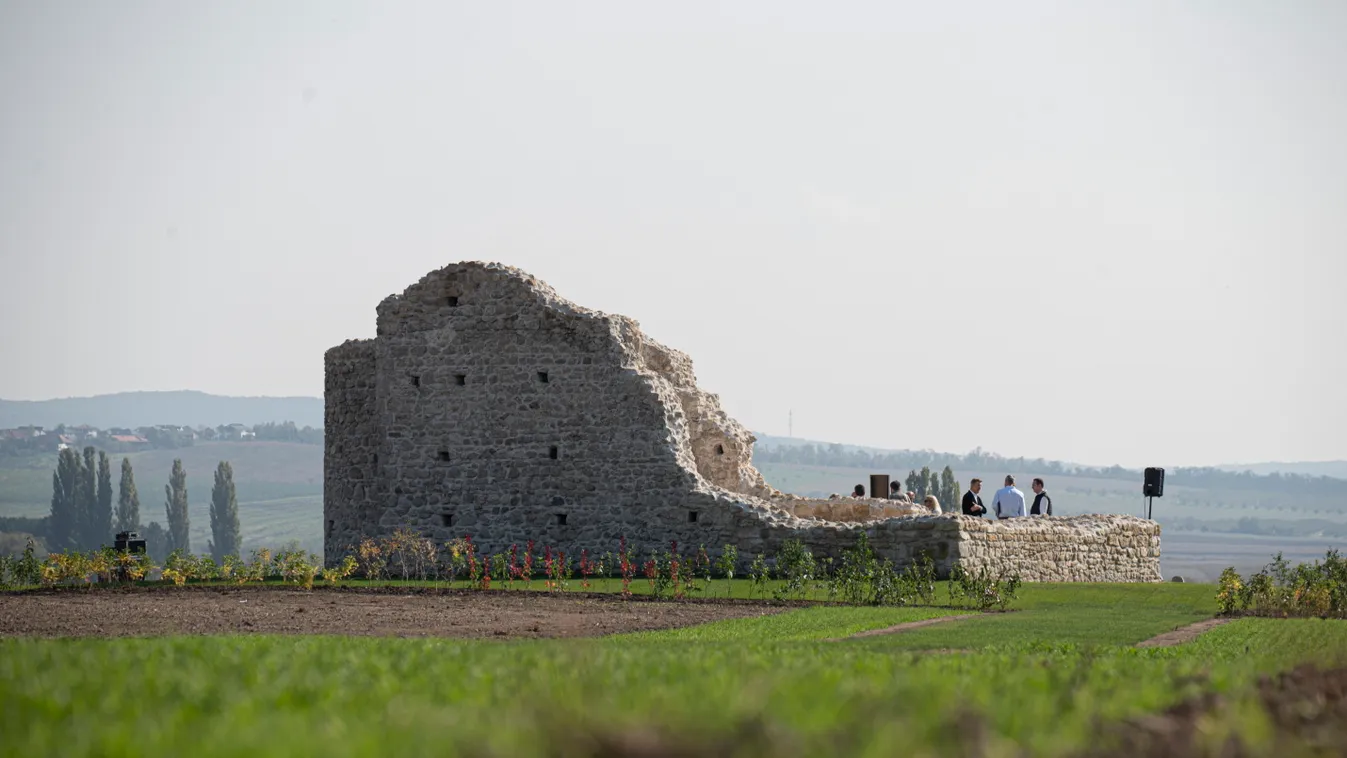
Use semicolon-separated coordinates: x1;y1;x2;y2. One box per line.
1030;478;1053;516
961;478;986;517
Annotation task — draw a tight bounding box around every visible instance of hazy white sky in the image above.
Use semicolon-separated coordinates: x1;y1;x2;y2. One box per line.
1;1;1344;468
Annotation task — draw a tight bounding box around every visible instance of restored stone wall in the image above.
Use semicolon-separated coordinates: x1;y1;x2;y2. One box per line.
952;515;1161;582
324;262;1162;582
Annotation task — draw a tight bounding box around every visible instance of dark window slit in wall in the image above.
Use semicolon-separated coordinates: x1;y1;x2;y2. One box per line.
555;513;567;526
537;371;549;383
437;450;451;462
447;296;459;307
688;510;699;523
372;453;378;466
549;446;559;460
440;513;454;527
410;374;420;388
455;374;467;386
715;444;725;455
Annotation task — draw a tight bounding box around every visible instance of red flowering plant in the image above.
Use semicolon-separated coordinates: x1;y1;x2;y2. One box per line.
579;549;593;591
479;551;492;590
644;555;658;594
522;540;535;591
547;549;571;591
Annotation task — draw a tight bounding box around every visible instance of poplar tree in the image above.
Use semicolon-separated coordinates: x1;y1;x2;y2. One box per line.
116;457;141;533
919;466;934;500
209;461;240;563
48;448;83;552
939;466;959;515
80;446;97;548
93;451;113;547
164;459;190;554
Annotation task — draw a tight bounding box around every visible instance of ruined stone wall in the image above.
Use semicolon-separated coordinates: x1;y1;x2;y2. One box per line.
324;262;1162;583
324;339;382;558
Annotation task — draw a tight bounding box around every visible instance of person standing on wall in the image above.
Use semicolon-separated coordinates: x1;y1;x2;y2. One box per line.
961;478;987;517
1030;478;1053;516
993;475;1025;520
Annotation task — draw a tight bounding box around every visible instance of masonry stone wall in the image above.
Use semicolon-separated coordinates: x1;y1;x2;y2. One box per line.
324;262;1162;582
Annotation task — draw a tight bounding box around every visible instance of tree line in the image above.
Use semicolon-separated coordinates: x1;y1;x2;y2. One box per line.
47;446;243;563
753;441;1343;497
899;466;961;512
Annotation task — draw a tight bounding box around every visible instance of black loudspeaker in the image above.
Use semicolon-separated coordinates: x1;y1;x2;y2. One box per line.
1143;467;1165;498
870;474;890;500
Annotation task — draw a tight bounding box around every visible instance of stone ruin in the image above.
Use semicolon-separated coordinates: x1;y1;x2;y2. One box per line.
325;262;1161;582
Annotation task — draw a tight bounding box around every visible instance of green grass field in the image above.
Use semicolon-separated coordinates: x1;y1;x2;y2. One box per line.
3;582;1345;757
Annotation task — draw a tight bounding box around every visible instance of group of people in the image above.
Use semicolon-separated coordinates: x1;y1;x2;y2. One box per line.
958;475;1053;519
838;475;1053;520
837;482;945;512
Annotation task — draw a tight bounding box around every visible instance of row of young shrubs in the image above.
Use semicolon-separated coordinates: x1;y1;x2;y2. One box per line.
1216;549;1347;618
0;530;1023;610
0;537;348;591
351;529;1021;609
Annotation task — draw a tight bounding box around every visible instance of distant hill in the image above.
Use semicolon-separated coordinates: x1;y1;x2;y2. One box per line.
753;433;1347;483
1216;461;1347;480
0;391;323;429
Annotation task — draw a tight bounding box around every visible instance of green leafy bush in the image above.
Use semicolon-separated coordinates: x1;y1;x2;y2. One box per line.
1216;549;1347;618
772;539;816;601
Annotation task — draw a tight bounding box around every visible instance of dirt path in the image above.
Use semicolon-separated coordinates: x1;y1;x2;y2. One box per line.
1135;618;1231;648
827;614;969;641
0;587;787;639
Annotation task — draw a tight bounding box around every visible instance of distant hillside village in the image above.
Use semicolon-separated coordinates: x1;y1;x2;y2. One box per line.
0;421;322;456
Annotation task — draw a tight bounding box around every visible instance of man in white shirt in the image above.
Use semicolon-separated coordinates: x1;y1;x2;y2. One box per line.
993;475;1026;520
